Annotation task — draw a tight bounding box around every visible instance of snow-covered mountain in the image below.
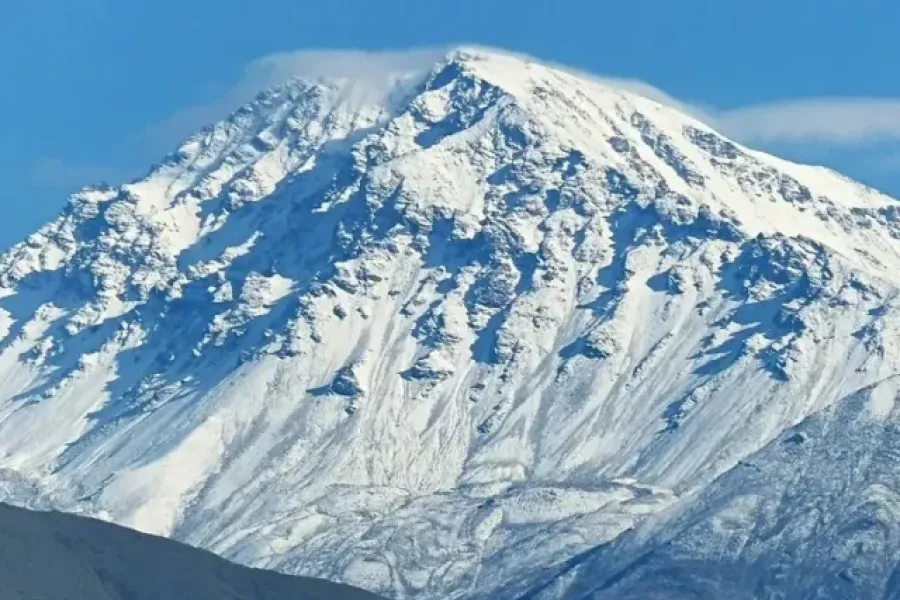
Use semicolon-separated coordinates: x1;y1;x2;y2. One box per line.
0;502;384;600
1;47;899;599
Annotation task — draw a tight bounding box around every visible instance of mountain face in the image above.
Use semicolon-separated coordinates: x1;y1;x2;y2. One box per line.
517;378;900;600
1;47;899;599
0;502;384;600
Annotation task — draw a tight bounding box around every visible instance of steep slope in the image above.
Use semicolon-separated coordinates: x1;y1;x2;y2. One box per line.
519;378;900;600
0;502;384;600
1;47;899;599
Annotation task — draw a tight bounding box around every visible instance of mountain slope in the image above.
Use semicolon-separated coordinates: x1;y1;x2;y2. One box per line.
517;377;900;600
1;47;899;599
0;502;384;600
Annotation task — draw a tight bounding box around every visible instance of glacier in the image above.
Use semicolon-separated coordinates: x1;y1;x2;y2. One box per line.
1;47;899;599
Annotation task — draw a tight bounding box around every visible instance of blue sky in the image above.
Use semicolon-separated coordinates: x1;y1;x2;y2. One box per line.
2;0;899;248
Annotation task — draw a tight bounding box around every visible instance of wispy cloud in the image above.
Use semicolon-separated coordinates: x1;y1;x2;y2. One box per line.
716;99;900;145
27;157;125;189
144;47;451;150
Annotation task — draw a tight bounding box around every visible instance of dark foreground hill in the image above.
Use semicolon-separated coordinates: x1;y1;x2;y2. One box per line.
0;502;383;600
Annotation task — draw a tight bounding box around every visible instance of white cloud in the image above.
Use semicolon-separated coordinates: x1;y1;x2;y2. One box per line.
716;98;900;145
144;47;452;149
28;157;125;189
